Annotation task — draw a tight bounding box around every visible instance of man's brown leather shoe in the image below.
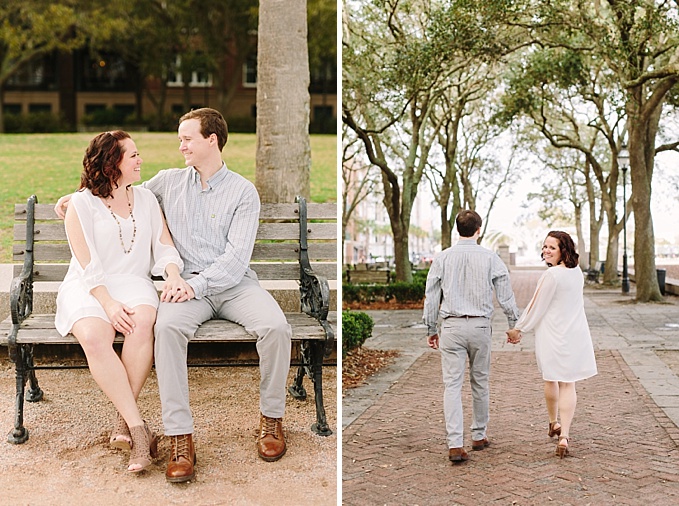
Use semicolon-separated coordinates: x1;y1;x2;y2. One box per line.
257;413;286;462
448;447;469;463
166;434;196;483
472;438;490;451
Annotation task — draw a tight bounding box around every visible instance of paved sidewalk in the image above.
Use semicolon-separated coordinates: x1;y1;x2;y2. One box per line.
343;270;679;505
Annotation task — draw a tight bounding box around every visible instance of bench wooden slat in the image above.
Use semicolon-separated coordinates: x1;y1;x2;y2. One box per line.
256;222;336;240
13;261;337;282
16;202;337;221
14;242;337;264
14;221;336;243
0;312;337;345
347;269;391;284
252;242;336;261
14;244;72;262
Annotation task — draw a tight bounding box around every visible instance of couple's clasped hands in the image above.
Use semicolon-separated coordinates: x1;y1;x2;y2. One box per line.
161;274;194;303
506;328;522;344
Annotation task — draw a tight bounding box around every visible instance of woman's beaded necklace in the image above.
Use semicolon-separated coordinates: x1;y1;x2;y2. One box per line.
105;187;136;254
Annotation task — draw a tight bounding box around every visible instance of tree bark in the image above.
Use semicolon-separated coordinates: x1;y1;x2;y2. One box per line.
255;0;311;203
627;89;662;301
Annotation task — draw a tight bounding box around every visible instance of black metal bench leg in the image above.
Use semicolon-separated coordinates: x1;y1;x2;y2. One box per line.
288;363;308;401
25;345;43;403
8;344;31;444
309;341;332;436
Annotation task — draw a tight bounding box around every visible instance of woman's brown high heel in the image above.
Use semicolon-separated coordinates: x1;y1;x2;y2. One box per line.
548;421;561;438
555;436;569;459
128;422;158;473
110;412;132;451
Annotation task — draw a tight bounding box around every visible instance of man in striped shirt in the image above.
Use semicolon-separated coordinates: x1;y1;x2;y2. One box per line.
147;108;292;482
423;210;519;463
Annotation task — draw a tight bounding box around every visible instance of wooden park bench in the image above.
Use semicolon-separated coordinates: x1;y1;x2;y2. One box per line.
0;195;336;444
585;261;604;283
345;268;391;285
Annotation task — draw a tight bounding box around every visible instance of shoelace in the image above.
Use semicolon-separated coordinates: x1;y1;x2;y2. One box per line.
172;435;191;461
260;416;281;439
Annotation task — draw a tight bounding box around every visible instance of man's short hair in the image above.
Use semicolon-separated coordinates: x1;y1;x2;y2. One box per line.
456;210;482;237
179;108;228;151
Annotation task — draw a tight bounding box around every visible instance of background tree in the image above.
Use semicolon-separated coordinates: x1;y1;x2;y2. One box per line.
0;0;85;132
255;0;311;203
342;126;379;261
499;44;628;283
519;0;679;300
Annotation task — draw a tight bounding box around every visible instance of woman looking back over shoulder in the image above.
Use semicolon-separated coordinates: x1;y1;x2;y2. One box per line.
506;231;597;459
55;130;184;473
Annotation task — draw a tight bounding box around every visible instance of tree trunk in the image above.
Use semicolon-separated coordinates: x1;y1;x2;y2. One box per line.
255;0;311;203
627;94;662;302
392;223;411;282
0;83;5;133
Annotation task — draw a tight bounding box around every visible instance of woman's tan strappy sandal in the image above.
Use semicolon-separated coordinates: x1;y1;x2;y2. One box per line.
548;421;561;438
555;436;569;459
127;422;158;473
110;412;132;451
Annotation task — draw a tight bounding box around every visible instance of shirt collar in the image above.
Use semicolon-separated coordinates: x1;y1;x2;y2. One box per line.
458;238;478;244
189;162;228;190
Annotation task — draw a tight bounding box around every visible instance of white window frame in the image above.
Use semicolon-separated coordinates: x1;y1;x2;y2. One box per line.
167;56;213;88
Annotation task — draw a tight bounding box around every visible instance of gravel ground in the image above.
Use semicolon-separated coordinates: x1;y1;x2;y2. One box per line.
0;361;337;505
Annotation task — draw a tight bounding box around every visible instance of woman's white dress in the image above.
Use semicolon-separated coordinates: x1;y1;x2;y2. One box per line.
55;186;183;336
516;265;597;382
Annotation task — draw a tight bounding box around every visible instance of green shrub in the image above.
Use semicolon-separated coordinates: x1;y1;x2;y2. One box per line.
389;281;425;303
342;278;425;305
4;112;71;133
342;311;374;355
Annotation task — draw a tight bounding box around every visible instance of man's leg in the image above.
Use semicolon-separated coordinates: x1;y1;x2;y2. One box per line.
439;319;468;450
467;317;492;444
154;298;213;482
216;273;291;460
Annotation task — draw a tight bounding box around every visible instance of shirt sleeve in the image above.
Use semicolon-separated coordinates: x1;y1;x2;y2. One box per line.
141;172;164;205
186;184;260;298
67;192;106;292
144;189;184;278
515;269;558;333
422;256;443;336
491;255;520;328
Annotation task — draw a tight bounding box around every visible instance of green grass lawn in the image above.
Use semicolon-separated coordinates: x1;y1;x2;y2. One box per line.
0;132;337;262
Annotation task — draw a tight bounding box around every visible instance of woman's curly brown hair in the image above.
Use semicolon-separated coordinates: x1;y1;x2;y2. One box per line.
79;130;131;198
542;230;580;268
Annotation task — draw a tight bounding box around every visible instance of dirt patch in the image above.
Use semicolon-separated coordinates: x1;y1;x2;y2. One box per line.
343;299;423;311
342;347;400;391
0;361;336;505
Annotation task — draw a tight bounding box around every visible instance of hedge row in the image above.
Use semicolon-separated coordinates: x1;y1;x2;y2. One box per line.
343;270;428;304
342;311;374;356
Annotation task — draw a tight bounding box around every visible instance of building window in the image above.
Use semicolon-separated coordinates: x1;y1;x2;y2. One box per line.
167;56;212;87
3;104;22;115
243;56;257;88
85;104;106;115
113;104;135;120
79;52;138;92
5;54;57;90
28;103;52;113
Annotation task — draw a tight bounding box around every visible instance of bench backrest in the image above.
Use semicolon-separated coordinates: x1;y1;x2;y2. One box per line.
13;196;337;283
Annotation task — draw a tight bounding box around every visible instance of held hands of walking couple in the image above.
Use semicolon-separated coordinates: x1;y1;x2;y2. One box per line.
506;328;522;344
427;329;522;348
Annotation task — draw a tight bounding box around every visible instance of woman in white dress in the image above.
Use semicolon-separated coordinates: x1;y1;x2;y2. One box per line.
506;231;597;458
55;131;184;473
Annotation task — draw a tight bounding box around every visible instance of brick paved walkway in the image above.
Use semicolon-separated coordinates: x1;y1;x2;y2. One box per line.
342;270;679;505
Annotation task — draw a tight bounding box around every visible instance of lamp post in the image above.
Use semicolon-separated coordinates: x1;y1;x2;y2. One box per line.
618;145;630;294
